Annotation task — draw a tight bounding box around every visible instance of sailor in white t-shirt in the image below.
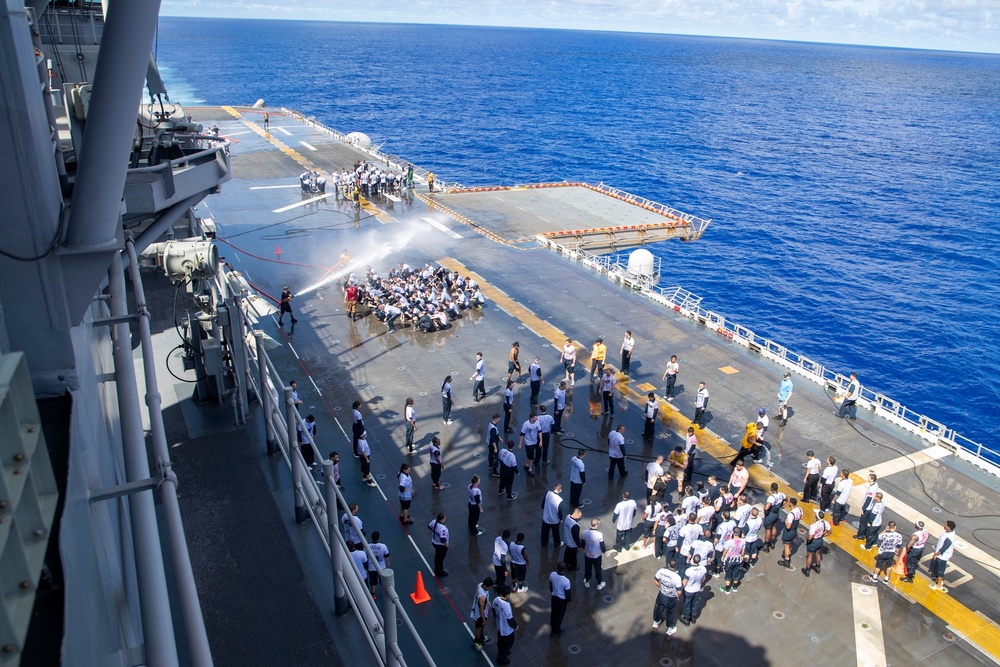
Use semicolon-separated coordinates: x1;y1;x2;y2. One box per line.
901;520;931;583
803;510;831;576
652;560;683;634
930;520;957;592
681;554;707;624
831;469;853;526
612;491;638;551
549;563;572;637
492;529;511;588
470;576;494;650
582;518;608;590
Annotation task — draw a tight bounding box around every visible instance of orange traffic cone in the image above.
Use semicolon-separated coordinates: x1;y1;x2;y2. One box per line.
892;548;908;577
410;571;431;604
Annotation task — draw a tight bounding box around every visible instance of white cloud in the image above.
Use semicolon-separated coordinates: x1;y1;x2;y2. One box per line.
160;0;1000;53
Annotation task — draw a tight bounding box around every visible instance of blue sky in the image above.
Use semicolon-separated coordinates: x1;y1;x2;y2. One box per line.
161;1;999;54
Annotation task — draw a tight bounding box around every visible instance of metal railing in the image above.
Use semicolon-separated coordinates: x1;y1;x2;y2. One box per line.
591;182;712;235
225;269;436;667
537;237;996;473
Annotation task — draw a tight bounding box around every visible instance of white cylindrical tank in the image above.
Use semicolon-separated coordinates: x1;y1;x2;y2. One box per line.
626;248;655;279
346;132;373;149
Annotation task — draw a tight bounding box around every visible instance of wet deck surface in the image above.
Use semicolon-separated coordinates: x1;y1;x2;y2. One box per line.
169;107;1000;666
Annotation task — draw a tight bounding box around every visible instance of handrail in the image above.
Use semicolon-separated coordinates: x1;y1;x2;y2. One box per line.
538;237;996;472
223;267;437;666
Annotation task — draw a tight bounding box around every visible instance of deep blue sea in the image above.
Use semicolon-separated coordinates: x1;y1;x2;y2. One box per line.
156;18;999;449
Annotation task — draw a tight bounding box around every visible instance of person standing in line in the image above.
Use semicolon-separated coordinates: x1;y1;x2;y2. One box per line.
643;392;659;440
488;413;502;477
607;425;628;480
620;330;635;376
802;510;832;576
680;554;707;625
900;521;931;583
777;497;803;569
509;533;530;592
750;408;769;463
498;440;519;500
693;382;709;428
718;526;748;594
831;469;853;526
652;560;683;635
728;460;749;500
744;507;764;567
929;520;957;592
549;563;572;637
612;491;638;552
263;111;270;131
357;431;375;487
404;397;417;453
429;513;450;577
398;464;414;525
503;381;515;434
562;507;584;571
529;357;543;406
867;520;903;584
838;372;860;420
429;437;444;490
441;376;454;425
569;450;586;507
677;513;703;569
553;381;567;434
853;474;880;538
777;372;793;425
492;586;517;665
589;338;606;381
863;493;887;550
297;414;317;467
351;400;365;457
802;450;822;503
819;456;839;511
368;531;390;597
329;451;345;492
506;342;522;385
537;405;554;465
350;542;370;593
519;413;542;477
600;367;617;415
289;380;303;413
561;339;577;386
711;511;737;577
762;483;786;551
341;503;364;549
541;483;565;547
492;529;511;588
683;427;698;489
582;518;608;590
468;476;484;536
470;576;495;651
278;286;298;327
662;355;679;401
471;352;487;403
645;455;665;503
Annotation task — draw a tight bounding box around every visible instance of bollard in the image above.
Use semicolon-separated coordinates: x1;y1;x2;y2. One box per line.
325;459;350;616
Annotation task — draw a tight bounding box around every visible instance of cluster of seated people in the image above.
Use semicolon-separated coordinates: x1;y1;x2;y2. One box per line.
346;263;486;333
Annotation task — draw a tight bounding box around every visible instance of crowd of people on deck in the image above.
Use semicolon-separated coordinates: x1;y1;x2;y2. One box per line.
343;263;486;333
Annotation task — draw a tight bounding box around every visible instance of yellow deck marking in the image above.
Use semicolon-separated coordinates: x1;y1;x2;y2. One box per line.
634;382;657;393
437;255;1000;662
719;365;740;374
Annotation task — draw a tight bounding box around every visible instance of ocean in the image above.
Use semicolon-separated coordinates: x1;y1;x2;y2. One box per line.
155;18;999;450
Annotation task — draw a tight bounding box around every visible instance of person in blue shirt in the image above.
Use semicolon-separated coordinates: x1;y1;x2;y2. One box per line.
777;372;793;426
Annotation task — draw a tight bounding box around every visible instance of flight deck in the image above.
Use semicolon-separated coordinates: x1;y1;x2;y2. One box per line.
160;106;1000;667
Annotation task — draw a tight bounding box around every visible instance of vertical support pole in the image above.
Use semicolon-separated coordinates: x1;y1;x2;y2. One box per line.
257;333;277;456
285;386;308;523
227;298;248;425
381;568;398;667
324;460;350;616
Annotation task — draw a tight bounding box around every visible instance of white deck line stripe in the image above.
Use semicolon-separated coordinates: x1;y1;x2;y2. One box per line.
852;583;887;667
300;141;317;151
288;342;300;360
309;376;322;397
422;216;463;239
273;193;330;213
224;130;252;136
276;126;292;136
250;184;301;190
866;445;951;479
